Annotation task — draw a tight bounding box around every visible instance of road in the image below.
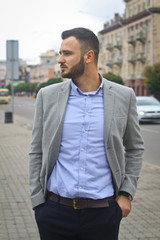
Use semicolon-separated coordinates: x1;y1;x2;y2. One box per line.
0;96;160;167
140;123;160;167
0;96;35;122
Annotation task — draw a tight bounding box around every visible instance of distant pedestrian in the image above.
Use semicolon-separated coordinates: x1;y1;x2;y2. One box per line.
29;27;144;240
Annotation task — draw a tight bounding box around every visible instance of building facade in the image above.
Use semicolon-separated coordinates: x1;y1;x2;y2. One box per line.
40;50;58;64
29;63;54;83
98;0;160;96
29;49;61;83
29;53;60;83
0;59;29;85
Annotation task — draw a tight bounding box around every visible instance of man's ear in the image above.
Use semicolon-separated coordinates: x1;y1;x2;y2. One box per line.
84;50;95;64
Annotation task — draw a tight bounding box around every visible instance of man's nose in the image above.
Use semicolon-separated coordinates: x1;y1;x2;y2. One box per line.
58;55;65;64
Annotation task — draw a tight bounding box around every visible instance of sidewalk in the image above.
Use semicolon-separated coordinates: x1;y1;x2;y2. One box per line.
0;109;160;240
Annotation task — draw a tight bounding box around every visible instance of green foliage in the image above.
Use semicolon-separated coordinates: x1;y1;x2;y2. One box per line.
36;78;62;92
47;78;62;85
7;83;11;92
7;78;62;95
102;72;124;85
14;82;36;94
144;63;160;95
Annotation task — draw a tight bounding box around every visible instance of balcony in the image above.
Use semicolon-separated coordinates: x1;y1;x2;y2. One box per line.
113;56;122;66
106;43;113;51
136;31;146;43
128;55;136;64
136;53;146;63
127;74;135;80
106;60;113;67
128;35;136;45
113;40;122;49
135;73;145;79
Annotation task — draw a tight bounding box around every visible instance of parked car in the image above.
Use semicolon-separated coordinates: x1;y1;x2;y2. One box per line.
136;96;160;123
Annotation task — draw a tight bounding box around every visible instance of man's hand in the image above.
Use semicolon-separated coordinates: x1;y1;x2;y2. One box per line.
116;195;131;218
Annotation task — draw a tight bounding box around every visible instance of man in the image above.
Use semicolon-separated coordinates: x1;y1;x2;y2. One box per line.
29;27;144;240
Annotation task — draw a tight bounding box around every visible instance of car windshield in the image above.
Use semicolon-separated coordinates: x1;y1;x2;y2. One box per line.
137;98;160;106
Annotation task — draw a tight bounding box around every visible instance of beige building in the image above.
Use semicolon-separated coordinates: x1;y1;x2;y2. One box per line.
29;63;55;83
30;50;60;83
40;50;58;64
98;0;160;96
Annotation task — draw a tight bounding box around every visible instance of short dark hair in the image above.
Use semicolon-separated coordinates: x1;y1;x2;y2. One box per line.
61;27;99;64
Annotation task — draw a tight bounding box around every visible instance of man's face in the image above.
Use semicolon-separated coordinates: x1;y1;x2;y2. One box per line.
58;36;85;79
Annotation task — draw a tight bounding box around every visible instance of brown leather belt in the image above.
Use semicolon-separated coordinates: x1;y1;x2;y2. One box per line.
47;192;114;210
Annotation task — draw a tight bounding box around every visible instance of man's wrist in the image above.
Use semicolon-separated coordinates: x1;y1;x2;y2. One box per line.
119;191;133;201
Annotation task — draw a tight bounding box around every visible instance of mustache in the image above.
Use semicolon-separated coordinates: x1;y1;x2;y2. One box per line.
60;64;67;68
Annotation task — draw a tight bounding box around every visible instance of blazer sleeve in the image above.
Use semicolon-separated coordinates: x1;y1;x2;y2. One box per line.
29;89;45;209
120;89;144;198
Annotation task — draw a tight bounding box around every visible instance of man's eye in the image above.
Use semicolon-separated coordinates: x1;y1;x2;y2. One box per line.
65;52;71;55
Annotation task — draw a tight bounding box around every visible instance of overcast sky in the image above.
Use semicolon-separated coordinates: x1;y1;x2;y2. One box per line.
0;0;125;64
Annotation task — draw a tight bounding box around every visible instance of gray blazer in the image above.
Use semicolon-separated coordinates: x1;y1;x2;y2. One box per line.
29;77;144;209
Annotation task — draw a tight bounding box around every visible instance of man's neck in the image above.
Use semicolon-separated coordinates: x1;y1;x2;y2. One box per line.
72;71;101;92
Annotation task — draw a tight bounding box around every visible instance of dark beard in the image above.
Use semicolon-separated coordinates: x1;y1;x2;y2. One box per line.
61;56;85;79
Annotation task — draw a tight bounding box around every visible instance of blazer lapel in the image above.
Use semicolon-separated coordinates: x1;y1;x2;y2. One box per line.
47;80;71;178
103;80;115;146
58;80;71;124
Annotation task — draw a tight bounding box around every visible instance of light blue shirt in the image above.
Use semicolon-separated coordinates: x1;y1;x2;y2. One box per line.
47;79;114;199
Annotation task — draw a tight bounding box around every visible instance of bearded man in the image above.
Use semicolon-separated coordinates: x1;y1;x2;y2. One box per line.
29;27;144;240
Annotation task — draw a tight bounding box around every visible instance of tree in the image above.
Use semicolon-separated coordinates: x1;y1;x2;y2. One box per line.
36;78;62;92
102;72;124;85
144;63;160;96
29;83;38;95
7;78;63;96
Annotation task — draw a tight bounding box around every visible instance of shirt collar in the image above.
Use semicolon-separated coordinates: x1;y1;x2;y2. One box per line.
71;74;103;96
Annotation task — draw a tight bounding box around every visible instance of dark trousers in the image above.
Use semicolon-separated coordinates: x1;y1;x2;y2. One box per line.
35;198;122;240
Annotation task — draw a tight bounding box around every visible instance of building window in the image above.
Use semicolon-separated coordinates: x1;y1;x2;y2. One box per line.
138;4;141;12
142;86;145;96
138;62;141;73
129;7;133;17
147;0;151;6
148;20;151;31
137;43;142;54
137;86;140;96
148;41;151;53
129;63;133;75
111;34;113;43
143;43;146;55
134;6;137;15
143;2;146;10
140;22;143;29
116;33;118;41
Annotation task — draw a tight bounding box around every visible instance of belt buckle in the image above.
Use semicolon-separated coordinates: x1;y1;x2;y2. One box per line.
73;199;80;210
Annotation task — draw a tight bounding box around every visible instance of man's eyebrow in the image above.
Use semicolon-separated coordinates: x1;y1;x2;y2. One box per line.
59;50;73;54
